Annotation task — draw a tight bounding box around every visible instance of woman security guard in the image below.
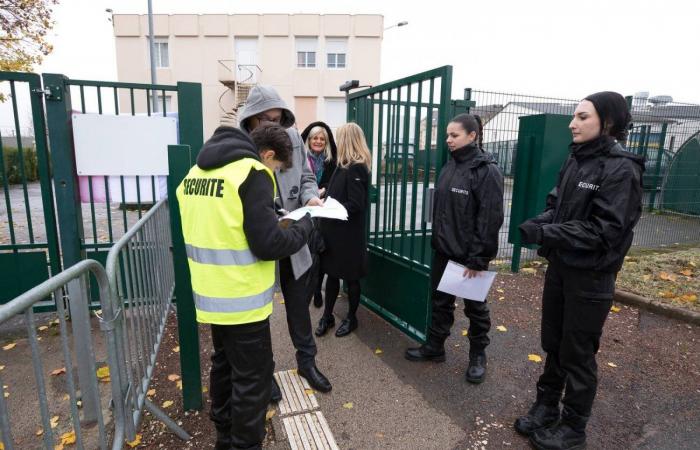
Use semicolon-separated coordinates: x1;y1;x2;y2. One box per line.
515;92;644;450
404;114;504;384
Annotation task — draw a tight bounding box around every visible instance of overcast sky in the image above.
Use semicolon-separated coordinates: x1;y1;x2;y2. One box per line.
3;0;699;133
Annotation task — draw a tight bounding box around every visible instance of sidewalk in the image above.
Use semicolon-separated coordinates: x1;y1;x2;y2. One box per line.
268;271;700;450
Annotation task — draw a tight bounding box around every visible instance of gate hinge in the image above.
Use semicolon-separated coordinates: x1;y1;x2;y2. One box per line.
42;84;63;101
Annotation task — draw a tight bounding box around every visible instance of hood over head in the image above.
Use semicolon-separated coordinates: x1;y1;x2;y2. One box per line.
301;121;338;160
238;85;296;133
196;126;260;170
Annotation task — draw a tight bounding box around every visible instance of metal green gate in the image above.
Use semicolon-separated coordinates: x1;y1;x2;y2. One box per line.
347;66;453;342
0;72;61;307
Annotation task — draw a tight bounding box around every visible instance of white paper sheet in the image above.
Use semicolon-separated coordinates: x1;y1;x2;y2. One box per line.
281;196;348;221
437;260;497;302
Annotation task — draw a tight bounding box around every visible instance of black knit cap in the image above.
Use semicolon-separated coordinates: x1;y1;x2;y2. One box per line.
584;91;632;141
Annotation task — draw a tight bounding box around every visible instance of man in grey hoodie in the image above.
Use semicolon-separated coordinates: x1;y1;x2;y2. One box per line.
238;85;332;394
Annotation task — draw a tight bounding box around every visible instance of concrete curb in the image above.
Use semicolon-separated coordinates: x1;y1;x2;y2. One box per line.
614;289;700;326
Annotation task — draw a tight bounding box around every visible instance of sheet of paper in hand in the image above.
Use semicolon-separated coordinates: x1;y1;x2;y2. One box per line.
281;196;348;221
437;260;497;302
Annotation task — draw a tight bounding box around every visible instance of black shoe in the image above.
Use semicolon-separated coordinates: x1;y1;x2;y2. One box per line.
465;352;487;384
214;427;232;450
530;422;586;450
514;402;560;436
298;365;332;393
315;315;335;337
335;317;358;337
404;344;446;362
313;291;323;308
270;377;282;403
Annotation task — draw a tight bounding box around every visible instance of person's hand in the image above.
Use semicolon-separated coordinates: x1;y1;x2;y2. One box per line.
519;221;543;245
306;197;323;207
463;268;481;279
318;187;326;198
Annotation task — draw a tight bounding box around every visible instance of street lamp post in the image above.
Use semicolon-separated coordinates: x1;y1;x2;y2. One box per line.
147;0;158;112
384;21;408;31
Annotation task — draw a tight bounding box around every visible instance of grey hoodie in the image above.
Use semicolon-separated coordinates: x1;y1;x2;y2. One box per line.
239;85;319;279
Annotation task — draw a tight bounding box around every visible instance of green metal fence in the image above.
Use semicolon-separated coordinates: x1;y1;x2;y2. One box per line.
348;65;453;342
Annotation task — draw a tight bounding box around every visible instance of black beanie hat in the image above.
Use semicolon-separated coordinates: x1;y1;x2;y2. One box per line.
584;91;632;141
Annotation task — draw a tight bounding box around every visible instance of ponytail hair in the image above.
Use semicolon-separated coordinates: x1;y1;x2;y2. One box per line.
450;113;484;149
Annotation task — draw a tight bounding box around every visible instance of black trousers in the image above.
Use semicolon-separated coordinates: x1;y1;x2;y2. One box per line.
537;258;615;429
279;257;318;369
427;252;491;353
209;319;273;450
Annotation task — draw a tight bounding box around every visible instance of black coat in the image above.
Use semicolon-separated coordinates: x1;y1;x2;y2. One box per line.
320;163;370;280
431;143;505;271
522;136;645;273
300;121;338;189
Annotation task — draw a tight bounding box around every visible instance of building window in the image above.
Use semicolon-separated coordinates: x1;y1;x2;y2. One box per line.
152;37;169;68
296;37;317;68
326;39;347;69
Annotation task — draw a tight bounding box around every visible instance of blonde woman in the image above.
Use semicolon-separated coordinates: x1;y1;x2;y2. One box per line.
315;123;371;337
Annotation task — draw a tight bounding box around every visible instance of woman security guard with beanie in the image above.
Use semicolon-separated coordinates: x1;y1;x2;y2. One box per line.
515;92;644;450
404;114;504;384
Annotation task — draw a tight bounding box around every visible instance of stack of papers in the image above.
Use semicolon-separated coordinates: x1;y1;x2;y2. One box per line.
437;260;497;302
281;196;348;221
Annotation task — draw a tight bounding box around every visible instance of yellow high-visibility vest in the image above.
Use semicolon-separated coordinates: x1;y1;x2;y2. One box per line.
176;158;276;325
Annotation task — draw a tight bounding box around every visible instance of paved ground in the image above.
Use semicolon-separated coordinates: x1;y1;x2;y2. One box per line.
136;270;699;449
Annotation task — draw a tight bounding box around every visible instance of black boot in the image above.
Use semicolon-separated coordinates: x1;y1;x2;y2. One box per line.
270;376;282;403
214;426;232;450
315;315;335;337
335;317;358;337
514;401;560;436
529;423;586;450
298;365;332;393
404;342;446;362
313;291;323;308
465;351;487;384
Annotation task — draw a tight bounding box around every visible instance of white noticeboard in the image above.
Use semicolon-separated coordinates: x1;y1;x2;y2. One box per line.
72;113;178;176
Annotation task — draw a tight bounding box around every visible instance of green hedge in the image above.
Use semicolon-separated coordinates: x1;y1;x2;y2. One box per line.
0;147;39;185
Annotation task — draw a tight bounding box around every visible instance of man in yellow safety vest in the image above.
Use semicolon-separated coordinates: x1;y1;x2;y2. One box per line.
177;123;312;450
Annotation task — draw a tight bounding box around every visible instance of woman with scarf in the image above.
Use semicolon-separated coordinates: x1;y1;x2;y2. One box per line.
515;92;644;450
301;122;338;308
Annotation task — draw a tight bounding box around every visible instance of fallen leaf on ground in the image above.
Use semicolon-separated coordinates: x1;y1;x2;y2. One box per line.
659;291;677;299
461;329;468;336
162;400;173;408
304;388;315;395
96;366;110;379
528;354;543;363
374;348;383;355
202;386;208;393
610;305;621;313
496;325;507;332
3;392;8;398
521;268;537;275
607;362;618;368
60;430;76;445
54;444;63;450
38;326;49;331
342;402;354;409
265;409;276;420
498;296;505;301
2;343;16;351
147;389;156;396
126;434;142;448
172;346;180;353
36;428;44;436
50;415;59;428
167;374;181;382
51;367;67;376
679;269;694;277
176;380;182;390
496;289;504;294
658;272;678;282
679;294;698;303
642;274;652;282
0;366;4;371
279;300;285;304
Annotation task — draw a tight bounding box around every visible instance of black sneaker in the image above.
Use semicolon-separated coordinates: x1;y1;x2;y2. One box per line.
404;344;446;362
530;423;586;450
514;402;560;436
465;353;487;384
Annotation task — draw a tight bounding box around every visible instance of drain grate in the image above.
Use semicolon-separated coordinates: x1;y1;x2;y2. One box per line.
281;411;339;450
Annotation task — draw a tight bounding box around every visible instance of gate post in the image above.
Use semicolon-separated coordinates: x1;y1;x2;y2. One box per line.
176;82;204;160
167;144;203;411
42;73;86;270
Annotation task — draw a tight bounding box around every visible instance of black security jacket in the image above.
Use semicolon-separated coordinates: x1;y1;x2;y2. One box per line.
431;143;505;271
196;126;312;260
525;135;645;272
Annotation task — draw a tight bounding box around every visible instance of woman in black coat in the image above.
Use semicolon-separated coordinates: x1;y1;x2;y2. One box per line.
301;121;338;308
314;122;371;337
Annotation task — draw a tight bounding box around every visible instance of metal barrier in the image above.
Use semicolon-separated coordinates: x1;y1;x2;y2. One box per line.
0;259;109;449
0;199;189;449
104;198;189;445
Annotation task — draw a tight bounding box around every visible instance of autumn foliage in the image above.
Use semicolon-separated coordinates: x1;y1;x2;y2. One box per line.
0;0;59;72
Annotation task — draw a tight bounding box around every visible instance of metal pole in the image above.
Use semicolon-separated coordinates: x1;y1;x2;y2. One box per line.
147;0;158;113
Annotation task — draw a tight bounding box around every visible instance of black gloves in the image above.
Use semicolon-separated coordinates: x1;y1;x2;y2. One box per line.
519;221;543;245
